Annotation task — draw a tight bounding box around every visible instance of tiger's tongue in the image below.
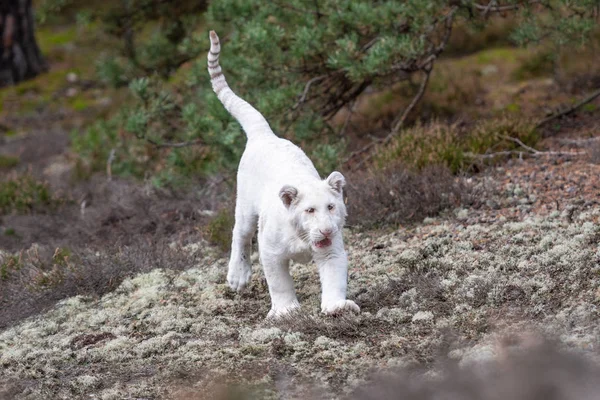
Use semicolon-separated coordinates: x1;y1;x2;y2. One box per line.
315;238;332;248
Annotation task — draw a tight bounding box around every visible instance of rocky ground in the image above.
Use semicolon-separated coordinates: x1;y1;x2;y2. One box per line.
0;144;599;399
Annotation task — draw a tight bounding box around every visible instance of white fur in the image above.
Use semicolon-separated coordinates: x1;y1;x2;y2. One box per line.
208;31;359;318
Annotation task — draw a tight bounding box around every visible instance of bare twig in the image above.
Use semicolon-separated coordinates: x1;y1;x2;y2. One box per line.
361;36;380;52
502;136;540;154
292;75;327;110
106;148;116;182
391;66;432;134
342;66;433;169
480;0;498;17
144;138;204;148
536;87;600;129
474;1;540;12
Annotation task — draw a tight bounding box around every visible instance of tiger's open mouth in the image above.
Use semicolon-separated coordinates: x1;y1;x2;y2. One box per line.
315;238;332;248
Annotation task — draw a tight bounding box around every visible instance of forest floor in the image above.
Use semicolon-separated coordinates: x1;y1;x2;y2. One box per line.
1;20;600;400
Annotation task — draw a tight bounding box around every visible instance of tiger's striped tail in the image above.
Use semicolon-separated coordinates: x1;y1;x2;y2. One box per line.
208;31;273;140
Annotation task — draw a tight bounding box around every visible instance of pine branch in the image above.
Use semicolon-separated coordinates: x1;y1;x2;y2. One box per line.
340;7;456;170
342;66;433;169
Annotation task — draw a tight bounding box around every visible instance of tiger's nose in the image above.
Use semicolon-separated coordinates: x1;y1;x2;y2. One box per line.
320;229;333;237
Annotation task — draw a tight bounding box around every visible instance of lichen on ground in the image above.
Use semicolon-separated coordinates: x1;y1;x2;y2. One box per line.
0;180;599;398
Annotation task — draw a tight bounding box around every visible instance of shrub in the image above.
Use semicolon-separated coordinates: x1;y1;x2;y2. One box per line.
0;174;62;214
376;118;539;174
205;208;234;253
0;155;19;169
512;49;554;81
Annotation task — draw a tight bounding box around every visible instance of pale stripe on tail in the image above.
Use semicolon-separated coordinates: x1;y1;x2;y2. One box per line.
208;31;273;139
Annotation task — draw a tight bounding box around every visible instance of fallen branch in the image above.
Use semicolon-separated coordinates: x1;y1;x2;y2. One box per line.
106;149;116;182
474;1;540;13
536;87;600;129
557;137;600;146
466;136;586;159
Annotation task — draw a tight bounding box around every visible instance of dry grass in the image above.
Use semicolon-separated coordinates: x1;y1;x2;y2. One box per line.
345;164;477;228
0;242;200;330
374;118;539;174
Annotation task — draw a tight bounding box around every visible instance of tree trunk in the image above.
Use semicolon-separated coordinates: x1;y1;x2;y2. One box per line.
0;0;47;88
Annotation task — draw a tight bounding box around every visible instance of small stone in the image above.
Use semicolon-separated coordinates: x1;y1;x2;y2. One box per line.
97;97;112;107
455;208;469;221
66;87;78;97
481;65;498;75
485;199;500;210
66;72;79;83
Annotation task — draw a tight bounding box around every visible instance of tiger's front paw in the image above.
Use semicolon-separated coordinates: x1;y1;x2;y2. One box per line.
266;301;301;320
321;300;360;315
226;260;252;292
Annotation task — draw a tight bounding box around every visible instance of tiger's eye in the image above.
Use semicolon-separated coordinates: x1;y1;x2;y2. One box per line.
306;208;315;213
327;204;334;210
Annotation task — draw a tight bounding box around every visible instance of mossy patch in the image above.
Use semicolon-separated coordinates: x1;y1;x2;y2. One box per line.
0;155;19;169
475;47;519;65
69;96;91;111
512;50;554;81
37;26;78;52
3;227;17;237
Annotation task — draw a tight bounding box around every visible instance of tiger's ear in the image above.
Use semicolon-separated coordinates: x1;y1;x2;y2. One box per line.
279;185;298;208
326;171;345;194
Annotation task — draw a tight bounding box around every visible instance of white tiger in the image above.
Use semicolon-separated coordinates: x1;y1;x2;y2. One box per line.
207;31;359;317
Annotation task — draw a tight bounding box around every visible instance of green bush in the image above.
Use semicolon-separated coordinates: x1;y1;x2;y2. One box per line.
0;175;61;214
205;208;234;253
512;50;554;81
55;0;599;185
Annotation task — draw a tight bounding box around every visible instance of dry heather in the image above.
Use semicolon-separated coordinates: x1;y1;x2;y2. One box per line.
0;179;599;399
